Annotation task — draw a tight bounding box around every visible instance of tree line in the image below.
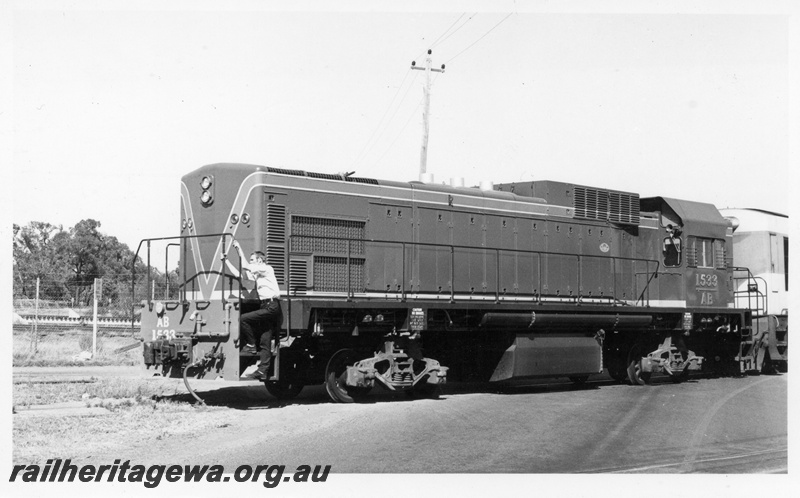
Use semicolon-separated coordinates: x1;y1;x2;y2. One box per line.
13;219;175;317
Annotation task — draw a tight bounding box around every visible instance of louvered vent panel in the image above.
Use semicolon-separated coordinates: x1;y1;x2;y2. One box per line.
289;259;309;294
266;247;285;283
345;176;379;185
715;243;727;270
685;247;698;268
307;172;343;180
574;187;639;225
265;204;286;243
266;167;305;176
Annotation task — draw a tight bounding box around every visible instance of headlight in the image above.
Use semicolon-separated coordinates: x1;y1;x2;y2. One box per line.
200;190;213;205
200;176;212;190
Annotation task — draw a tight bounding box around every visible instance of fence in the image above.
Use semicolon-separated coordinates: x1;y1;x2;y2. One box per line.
12;271;175;360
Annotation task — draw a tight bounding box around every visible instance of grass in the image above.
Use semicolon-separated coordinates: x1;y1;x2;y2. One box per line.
11;331;237;465
13;398;230;464
12;376;231;464
12;377;185;407
13;330;141;367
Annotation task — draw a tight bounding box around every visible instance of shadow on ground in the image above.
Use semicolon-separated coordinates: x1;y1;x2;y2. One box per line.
157;375;639;409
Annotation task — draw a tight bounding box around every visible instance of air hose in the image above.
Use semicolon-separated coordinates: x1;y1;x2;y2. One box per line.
182;345;223;405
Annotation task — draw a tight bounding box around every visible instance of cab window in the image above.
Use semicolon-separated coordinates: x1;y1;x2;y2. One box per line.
662;225;682;267
688;236;714;268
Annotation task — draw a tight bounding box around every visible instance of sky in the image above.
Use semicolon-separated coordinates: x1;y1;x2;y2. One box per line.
6;0;796;254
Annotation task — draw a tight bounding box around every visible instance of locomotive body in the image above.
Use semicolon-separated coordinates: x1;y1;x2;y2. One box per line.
136;163;759;401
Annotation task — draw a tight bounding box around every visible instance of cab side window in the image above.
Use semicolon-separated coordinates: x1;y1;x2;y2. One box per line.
662;225;682;267
687;236;715;268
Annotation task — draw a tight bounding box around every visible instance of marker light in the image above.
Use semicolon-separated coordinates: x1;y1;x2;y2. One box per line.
200;176;212;190
230;214;239;225
241;213;250;224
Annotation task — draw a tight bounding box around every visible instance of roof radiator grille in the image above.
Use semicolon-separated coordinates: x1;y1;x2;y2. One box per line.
574;186;640;225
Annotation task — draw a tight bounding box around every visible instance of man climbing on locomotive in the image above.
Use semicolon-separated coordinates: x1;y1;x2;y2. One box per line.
222;240;282;381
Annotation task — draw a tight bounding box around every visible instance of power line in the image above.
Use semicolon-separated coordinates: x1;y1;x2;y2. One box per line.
374;96;425;168
431;12;478;51
353;68;413;167
413;12;473;62
357;72;420;169
429;12;468;50
445;12;515;65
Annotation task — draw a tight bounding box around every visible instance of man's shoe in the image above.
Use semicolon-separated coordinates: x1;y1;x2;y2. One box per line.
241;345;258;355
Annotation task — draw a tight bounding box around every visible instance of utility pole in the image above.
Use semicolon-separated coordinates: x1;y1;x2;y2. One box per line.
411;49;445;180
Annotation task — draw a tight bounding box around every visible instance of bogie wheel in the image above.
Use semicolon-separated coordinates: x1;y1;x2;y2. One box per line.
325;349;371;403
608;367;628;383
627;343;652;385
265;352;306;400
760;350;777;375
606;347;629;383
265;379;304;400
669;351;691;383
406;381;441;400
669;367;690;384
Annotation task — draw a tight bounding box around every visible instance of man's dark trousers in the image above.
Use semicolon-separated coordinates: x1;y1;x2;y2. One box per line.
241;299;282;376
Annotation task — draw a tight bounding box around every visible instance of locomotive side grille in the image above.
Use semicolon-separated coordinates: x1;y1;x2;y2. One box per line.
307;172;343;181
345;176;379;185
574;187;639;226
266;247;285;283
289;259;309;294
265;167;379;185
266;167;305;177
313;256;365;293
291;216;365;254
265;204;287;243
265;204;287;282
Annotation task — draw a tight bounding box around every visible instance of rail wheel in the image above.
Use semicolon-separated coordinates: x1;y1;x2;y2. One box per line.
626;343;651;385
265;378;305;400
406;381;441;399
606;346;629;383
668;367;690;383
668;351;691;383
325;349;371;403
608;367;628;383
760;350;777;374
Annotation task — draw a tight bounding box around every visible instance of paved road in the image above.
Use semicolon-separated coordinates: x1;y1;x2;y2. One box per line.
75;371;787;474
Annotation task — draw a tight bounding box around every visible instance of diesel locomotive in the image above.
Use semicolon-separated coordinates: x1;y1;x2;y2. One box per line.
134;163;767;402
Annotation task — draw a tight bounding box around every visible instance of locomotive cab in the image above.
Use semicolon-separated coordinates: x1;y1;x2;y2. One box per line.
640;197;734;309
